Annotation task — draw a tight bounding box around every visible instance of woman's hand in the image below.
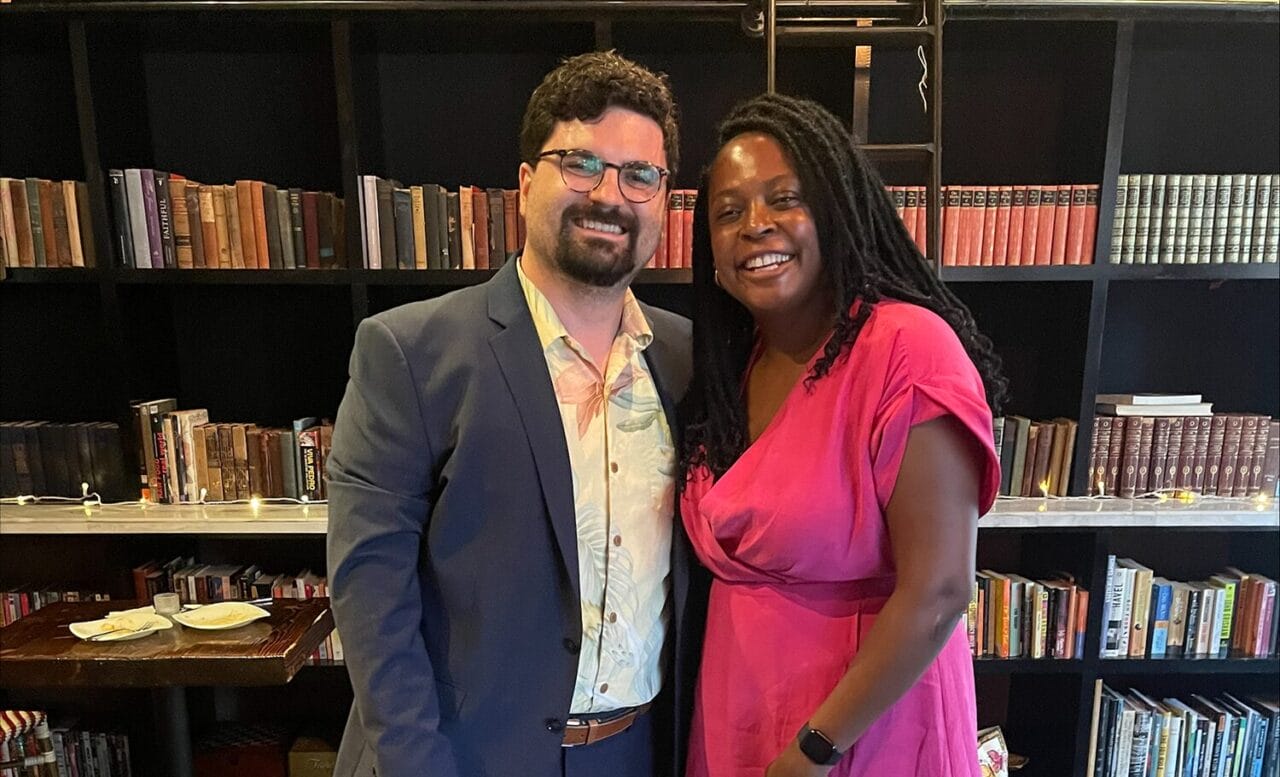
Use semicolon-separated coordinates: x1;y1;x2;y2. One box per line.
765;740;832;777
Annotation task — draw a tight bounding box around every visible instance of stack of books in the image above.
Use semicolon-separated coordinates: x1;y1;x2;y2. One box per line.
968;570;1088;660
1099;558;1277;661
1088;394;1278;498
1088;684;1278;777
0;177;97;268
993;416;1079;496
0;422;132;501
1109;172;1279;265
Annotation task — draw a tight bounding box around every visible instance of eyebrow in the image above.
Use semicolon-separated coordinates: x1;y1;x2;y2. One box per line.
711;174;802;200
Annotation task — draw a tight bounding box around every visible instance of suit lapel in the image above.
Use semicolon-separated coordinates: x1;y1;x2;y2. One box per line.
487;263;580;596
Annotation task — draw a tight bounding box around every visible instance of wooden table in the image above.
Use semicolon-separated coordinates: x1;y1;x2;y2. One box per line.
0;599;334;777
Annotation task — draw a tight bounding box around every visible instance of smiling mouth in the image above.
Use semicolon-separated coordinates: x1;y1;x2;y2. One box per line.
741;252;794;271
573;217;627;237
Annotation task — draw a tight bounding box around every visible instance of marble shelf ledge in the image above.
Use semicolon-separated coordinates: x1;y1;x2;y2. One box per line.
982;497;1278;529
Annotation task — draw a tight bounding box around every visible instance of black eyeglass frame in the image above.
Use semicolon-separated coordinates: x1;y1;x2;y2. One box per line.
533;148;671;204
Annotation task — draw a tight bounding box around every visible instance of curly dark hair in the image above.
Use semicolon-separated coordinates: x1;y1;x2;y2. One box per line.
520;50;680;176
680;93;1008;481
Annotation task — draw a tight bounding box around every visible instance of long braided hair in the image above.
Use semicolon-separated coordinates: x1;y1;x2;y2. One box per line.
680;93;1007;481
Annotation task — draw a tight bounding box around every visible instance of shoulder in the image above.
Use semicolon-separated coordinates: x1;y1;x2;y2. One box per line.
640;303;691;352
364;283;490;356
860;301;967;366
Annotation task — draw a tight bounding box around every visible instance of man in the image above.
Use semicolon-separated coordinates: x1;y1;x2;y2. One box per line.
327;52;699;777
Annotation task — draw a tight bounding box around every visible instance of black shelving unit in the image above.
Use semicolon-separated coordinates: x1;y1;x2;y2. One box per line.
2;3;1277;776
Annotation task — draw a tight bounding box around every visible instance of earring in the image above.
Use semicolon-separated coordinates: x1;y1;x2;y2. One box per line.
714;269;722;287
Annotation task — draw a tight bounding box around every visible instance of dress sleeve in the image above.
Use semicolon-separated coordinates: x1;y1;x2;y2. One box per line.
867;309;1001;514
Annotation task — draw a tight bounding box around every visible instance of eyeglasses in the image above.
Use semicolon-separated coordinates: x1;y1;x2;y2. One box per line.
534;149;669;204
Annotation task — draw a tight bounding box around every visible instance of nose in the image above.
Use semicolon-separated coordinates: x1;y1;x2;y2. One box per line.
588;166;628;209
741;199;776;239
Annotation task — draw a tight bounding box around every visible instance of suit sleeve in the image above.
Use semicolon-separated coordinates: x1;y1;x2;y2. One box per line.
326;316;460;777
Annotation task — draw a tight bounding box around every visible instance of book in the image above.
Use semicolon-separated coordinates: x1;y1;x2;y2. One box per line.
1097;402;1213;417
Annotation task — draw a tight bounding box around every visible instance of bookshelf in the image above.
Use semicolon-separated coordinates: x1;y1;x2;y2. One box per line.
2;2;1276;776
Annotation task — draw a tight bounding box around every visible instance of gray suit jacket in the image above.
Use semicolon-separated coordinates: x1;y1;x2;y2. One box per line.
326;261;698;777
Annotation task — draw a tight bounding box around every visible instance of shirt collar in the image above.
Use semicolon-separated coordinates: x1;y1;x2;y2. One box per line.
516;258;654;352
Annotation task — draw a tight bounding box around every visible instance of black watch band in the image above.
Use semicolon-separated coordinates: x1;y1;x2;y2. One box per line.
796;723;844;766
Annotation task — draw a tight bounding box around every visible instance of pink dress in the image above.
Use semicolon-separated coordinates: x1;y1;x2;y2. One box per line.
682;301;1000;777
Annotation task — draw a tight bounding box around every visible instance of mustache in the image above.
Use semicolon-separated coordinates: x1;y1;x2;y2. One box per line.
561;204;637;233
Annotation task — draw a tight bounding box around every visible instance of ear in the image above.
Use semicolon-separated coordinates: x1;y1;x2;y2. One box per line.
518;162;535;218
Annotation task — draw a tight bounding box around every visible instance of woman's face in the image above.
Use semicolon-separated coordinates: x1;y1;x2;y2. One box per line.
706;132;827;321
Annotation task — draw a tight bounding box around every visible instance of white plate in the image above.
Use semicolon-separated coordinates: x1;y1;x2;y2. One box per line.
69;613;173;642
172;601;270;630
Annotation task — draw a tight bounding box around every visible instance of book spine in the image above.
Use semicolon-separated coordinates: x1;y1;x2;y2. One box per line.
123;170;151;268
170;177;193;269
1217;415;1245;495
1187;174;1207;264
1267;173;1279;263
1225;173;1246;263
1249;173;1270;262
1174;174;1192;264
1233;415;1261;497
154;171;177;268
1159;173;1179;264
184;180;205;269
1148;173;1166;264
1064;184;1088;265
1240;174;1258;263
1121;417;1142;498
1133;174;1153;264
276;189;296;269
1160;417;1184;491
1110;175;1128;264
289;189;306;267
1037;186;1058;266
234;180;258;268
1136;417;1155;495
107;169;136;267
140;171;165;268
1148;417;1171;496
1177;416;1199;490
1122;175;1141;264
1082;184;1100;265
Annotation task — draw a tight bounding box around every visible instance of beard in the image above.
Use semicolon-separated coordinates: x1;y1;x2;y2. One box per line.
552;204;643;288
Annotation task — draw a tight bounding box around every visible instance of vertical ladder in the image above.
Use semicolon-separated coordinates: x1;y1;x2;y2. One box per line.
762;0;944;269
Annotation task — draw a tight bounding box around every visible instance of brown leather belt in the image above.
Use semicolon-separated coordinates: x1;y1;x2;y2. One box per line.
561;703;652;747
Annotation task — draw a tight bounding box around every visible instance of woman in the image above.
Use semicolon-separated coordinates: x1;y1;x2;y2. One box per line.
680;93;1007;777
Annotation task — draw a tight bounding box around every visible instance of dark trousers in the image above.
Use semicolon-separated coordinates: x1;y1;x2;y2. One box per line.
561;711;657;777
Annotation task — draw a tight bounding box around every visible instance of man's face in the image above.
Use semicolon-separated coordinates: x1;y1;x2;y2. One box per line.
518;106;669;288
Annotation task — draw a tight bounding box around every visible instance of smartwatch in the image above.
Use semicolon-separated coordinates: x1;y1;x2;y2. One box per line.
796;723;844;766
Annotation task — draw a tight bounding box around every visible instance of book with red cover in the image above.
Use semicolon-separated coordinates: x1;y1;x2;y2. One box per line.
972;187;989;266
980;187;999;266
942;187;960;266
914;187;928;255
993;186;1013;266
957;187;975;266
1064;184;1089;265
1007;186;1027;266
681;190;696;268
1021;187;1042;266
1050;185;1071;264
1204;414;1228;495
1034;185;1057;265
903;188;920;247
666;190;684;270
1081;184;1100;265
652;205;667;268
1161;417;1184;491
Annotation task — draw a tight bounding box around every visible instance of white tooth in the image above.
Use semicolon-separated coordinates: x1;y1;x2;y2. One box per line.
581;219;622;234
745;253;792;270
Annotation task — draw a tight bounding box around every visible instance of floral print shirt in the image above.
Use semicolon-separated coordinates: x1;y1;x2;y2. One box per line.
517;260;675;714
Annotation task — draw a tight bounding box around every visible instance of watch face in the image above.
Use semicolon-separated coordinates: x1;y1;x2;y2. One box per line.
799;728;838;765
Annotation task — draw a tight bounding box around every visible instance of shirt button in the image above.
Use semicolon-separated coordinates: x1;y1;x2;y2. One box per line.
563;638;580;654
599;683;609;693
613;535;622;547
610;462;619;474
608;612;617;623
